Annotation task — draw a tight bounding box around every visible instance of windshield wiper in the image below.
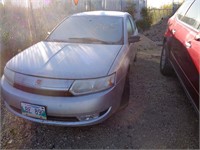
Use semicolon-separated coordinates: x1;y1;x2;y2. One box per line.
68;37;111;44
45;39;69;43
45;38;117;44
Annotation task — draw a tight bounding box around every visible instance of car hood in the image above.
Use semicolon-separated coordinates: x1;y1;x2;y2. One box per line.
7;41;122;79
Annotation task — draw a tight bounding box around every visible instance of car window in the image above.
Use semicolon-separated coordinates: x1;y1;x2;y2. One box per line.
175;0;194;20
127;18;133;37
128;16;136;33
48;16;123;44
181;0;200;30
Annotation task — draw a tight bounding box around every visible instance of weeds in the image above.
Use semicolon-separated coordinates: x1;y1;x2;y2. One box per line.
136;8;153;31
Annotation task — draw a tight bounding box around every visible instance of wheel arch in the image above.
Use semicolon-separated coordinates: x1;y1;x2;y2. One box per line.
163;37;172;60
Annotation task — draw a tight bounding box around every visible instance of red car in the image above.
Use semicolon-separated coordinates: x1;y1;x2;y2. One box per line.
160;0;199;112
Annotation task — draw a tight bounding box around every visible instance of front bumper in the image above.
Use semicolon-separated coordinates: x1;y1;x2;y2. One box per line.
1;76;124;126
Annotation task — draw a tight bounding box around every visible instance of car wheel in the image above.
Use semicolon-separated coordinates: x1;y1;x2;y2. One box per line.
160;43;174;76
119;71;130;110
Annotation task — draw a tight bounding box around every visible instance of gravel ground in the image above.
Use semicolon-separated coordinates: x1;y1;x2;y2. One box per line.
0;21;199;149
144;17;169;45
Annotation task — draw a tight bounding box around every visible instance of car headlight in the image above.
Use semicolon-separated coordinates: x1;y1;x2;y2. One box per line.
70;73;116;95
4;67;15;86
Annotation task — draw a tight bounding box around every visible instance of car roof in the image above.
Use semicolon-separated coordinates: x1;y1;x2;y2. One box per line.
72;11;129;18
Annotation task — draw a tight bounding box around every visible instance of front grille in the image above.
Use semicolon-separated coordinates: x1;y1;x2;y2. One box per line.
47;116;79;122
10;105;21;113
10;105;79;122
14;83;73;97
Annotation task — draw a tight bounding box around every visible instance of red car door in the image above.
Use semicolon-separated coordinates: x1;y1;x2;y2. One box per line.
170;0;199;110
179;25;199;109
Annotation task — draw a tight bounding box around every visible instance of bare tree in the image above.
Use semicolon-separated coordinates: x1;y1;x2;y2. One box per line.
27;0;37;44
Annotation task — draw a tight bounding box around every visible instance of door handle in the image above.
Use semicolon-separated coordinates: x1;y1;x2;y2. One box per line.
195;34;200;41
172;29;176;35
185;41;191;48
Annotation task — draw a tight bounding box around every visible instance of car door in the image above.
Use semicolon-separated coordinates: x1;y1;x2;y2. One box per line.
170;0;199;110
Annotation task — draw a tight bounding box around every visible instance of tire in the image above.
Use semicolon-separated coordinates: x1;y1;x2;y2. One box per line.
134;54;137;62
119;72;130;110
160;43;174;76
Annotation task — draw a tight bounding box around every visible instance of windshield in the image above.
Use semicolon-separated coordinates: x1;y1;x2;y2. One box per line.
47;16;123;44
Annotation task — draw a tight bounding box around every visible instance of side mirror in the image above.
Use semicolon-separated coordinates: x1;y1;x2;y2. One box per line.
128;35;140;43
45;32;51;40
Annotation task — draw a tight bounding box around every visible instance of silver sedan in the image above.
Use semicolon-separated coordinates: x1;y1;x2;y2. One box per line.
1;11;139;126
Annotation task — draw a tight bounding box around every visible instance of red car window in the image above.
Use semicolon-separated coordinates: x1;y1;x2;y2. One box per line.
181;0;200;30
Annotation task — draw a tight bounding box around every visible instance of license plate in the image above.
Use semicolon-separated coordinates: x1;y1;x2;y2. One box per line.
21;102;47;120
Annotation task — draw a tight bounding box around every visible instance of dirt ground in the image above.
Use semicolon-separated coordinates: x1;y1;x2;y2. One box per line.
0;32;199;149
143;17;169;45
